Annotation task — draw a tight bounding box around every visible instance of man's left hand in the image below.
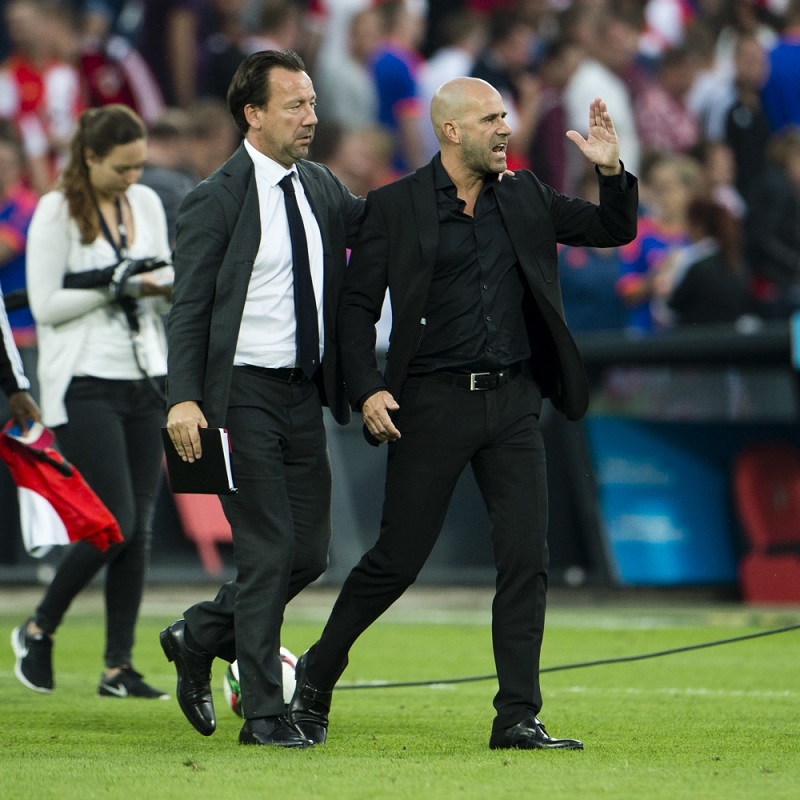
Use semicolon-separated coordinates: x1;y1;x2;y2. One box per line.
565;97;621;175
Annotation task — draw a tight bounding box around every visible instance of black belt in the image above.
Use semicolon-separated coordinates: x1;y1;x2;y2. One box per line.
427;363;522;391
244;366;308;384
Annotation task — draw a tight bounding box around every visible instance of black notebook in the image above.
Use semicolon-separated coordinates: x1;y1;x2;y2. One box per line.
161;427;237;494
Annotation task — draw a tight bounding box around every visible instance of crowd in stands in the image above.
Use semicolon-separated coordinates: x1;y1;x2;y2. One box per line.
2;0;800;348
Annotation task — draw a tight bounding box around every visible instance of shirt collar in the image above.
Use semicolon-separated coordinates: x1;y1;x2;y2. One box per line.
244;139;298;187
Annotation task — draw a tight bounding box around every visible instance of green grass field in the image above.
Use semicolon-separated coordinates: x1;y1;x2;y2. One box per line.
1;587;799;800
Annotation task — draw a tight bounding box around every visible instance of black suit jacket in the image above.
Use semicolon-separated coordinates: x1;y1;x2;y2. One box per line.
167;145;365;426
338;160;638;428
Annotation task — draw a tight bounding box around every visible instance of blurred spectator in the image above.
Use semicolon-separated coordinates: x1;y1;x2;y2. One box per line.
559;166;628;332
692;139;747;219
639;0;696;62
306;0;374;78
654;197;750;325
702;32;771;205
184;97;240;180
0;0;85;195
312;121;395;196
564;8;642;192
517;0;560;52
243;0;303;54
204;0;306;102
418;11;485;160
686;18;731;127
203;0;249;102
744;128;800;317
617;153;700;332
761;0;800;132
313;5;381;131
470;8;540;167
527;36;583;194
370;0;427;173
79;3;165;123
714;0;777;75
139;109;197;247
635;45;701;156
473;0;534;73
421;0;467;56
0;123;39;396
137;0;212;108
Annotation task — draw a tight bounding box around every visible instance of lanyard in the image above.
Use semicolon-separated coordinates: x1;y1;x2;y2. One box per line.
96;197;128;260
91;194;164;401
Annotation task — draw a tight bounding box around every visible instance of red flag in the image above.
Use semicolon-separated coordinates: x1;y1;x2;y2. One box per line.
0;420;123;557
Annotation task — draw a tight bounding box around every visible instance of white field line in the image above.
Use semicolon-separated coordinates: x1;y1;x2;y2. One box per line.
551;685;798;699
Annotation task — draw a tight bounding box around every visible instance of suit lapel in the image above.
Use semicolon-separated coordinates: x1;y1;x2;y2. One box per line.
405;163;439;310
296;161;335;312
495;186;537;284
296;162;329;253
220;145;261;265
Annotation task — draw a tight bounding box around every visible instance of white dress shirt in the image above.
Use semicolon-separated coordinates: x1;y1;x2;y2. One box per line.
235;139;324;369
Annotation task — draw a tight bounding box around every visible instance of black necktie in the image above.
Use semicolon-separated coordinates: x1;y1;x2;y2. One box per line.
279;173;319;378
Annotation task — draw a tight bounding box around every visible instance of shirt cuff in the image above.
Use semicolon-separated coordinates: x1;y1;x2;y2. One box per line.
596;162;632;191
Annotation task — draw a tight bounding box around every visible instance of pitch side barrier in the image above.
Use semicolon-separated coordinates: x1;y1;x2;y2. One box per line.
573;318;800;589
1;321;797;588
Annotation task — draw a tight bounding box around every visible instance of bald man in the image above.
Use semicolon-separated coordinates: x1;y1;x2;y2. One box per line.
289;78;638;750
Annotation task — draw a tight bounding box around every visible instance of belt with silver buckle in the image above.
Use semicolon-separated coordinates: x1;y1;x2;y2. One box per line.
428;364;521;391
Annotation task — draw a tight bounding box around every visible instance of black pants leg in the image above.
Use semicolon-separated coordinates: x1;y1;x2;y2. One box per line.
35;377;165;667
184;368;331;719
310;371;547;731
470;382;548;730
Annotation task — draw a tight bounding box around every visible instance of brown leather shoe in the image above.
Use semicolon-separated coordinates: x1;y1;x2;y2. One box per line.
489;718;584;750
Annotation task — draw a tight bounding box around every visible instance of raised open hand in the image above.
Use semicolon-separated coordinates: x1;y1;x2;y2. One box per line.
565;97;621;174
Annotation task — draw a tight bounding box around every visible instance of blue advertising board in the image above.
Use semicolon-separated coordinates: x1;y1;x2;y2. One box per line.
584;417;739;585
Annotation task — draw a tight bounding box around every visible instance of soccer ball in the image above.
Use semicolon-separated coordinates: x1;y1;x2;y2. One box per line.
222;647;298;718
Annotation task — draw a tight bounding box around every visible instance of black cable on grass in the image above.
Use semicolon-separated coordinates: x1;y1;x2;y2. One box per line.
336;622;800;690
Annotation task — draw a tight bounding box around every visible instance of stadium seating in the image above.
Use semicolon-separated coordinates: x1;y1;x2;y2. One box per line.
734;442;800;603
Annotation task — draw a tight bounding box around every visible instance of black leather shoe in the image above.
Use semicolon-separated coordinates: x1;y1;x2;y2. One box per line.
288;650;333;745
159;619;216;736
239;715;313;748
489;718;584;750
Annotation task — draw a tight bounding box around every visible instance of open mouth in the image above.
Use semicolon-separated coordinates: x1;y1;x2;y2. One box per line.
492;143;507;154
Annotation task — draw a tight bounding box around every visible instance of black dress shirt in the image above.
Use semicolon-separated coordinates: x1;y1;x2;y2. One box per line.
408;156;531;375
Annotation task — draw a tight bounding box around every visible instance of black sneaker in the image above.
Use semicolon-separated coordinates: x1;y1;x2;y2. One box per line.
97;666;170;699
11;618;54;693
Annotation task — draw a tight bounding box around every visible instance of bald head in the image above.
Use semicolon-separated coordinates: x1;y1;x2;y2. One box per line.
430;77;511;178
430;77;502;145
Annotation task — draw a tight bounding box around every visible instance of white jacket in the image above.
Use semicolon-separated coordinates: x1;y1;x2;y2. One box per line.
26;184;171;426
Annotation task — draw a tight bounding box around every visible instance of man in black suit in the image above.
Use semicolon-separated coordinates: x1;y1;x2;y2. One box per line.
289;78;638;750
160;50;364;748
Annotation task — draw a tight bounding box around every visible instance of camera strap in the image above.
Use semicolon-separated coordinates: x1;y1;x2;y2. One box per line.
94;196;165;402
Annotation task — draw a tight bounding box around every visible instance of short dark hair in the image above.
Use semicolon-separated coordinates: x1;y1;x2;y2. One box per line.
227;50;306;136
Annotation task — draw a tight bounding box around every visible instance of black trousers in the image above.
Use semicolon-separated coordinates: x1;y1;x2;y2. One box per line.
309;367;548;731
184;366;331;719
35;376;165;668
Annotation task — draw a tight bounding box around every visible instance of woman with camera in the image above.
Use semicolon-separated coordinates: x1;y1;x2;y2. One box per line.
11;104;173;699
